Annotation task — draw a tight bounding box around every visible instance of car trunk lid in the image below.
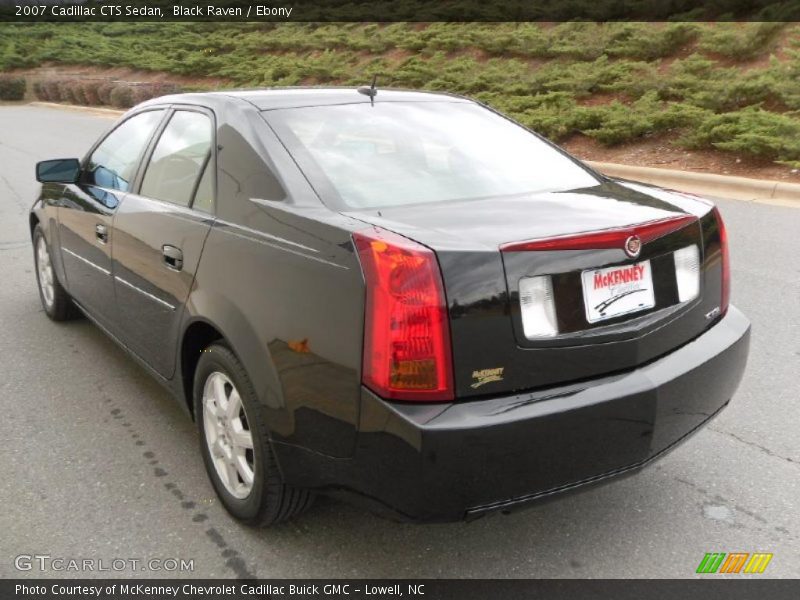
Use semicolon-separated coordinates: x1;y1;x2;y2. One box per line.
346;180;725;399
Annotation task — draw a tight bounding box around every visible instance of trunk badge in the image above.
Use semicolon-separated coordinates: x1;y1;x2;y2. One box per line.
471;367;505;389
624;235;642;258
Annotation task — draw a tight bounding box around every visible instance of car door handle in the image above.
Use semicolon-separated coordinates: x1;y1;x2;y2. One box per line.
162;245;183;271
95;223;108;244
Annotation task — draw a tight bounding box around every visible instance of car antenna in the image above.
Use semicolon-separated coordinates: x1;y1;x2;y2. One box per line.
357;75;378;106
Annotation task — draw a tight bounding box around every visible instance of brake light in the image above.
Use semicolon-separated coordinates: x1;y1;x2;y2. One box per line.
353;228;454;402
500;214;697;252
712;206;730;316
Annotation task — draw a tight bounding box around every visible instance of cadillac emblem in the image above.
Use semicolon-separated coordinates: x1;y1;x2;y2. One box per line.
624;235;642;258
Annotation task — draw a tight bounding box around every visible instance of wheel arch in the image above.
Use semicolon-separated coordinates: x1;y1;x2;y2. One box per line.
30;205;70;291
179;318;225;418
177;311;287;430
29;212;40;238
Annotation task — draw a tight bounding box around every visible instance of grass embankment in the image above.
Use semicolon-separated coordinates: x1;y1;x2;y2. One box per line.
2;22;800;166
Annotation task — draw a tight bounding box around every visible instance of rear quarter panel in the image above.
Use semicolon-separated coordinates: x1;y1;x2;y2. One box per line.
184;102;367;459
193;209;366;458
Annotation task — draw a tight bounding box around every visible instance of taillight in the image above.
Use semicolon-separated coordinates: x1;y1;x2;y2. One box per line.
712;206;730;316
353;227;454;402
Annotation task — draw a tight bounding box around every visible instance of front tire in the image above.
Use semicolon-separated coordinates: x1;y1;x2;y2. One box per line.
194;343;313;526
33;224;77;321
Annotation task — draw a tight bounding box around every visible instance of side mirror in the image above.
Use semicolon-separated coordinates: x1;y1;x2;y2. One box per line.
36;158;81;184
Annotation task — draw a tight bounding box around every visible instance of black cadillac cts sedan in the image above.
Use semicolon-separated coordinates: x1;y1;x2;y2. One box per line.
31;88;750;525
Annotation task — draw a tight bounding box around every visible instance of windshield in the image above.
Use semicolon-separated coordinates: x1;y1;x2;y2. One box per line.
267;101;599;210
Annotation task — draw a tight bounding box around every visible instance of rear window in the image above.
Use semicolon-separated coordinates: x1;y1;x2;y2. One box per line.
267;101;599;210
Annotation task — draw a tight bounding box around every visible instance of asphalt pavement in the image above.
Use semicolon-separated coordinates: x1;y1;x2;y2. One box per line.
0;105;798;579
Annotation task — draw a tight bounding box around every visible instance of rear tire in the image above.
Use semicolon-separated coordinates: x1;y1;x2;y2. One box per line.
33;224;77;321
194;343;314;526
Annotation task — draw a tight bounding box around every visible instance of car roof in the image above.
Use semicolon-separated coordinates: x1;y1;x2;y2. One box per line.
150;87;474;111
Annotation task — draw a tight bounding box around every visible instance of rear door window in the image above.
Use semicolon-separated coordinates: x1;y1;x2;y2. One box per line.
84;110;165;192
140;110;213;208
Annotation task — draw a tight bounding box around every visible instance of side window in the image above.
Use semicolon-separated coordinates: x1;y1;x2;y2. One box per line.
85;110;164;192
140;111;213;208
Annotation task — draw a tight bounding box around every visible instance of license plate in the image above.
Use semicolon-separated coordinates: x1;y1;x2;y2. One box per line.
582;260;655;324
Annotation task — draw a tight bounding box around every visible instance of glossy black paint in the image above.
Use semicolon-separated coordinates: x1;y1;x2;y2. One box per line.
277;306;749;522
54;182;120;330
113;193;213;378
344;179;724;397
30;88;750;522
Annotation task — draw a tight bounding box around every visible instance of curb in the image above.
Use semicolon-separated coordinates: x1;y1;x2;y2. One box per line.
587;161;800;208
22;103;800;208
28;101;124;118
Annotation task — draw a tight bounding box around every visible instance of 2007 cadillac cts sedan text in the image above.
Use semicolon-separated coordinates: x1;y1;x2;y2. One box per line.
30;88;750;525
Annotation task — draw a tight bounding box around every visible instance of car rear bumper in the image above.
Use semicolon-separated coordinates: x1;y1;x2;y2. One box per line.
340;305;750;522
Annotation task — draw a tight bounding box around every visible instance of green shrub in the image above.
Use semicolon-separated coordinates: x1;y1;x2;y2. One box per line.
129;84;152;105
32;80;47;101
530;56;653;99
4;22;800;165
580;101;657;145
606;23;699;60
97;81;116;105
57;80;78;104
109;85;135;108
699;22;784;60
769;50;800;110
0;75;26;100
489;92;591;141
679;107;800;162
81;81;102;105
68;81;87;105
0;41;34;70
542;22;610;60
580;92;710;145
42;80;62;102
658;54;781;111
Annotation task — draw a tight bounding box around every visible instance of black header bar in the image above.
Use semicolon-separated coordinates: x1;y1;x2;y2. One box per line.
2;0;800;23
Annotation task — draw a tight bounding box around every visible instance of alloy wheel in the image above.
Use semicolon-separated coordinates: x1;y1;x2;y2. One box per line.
202;371;255;499
36;236;55;309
